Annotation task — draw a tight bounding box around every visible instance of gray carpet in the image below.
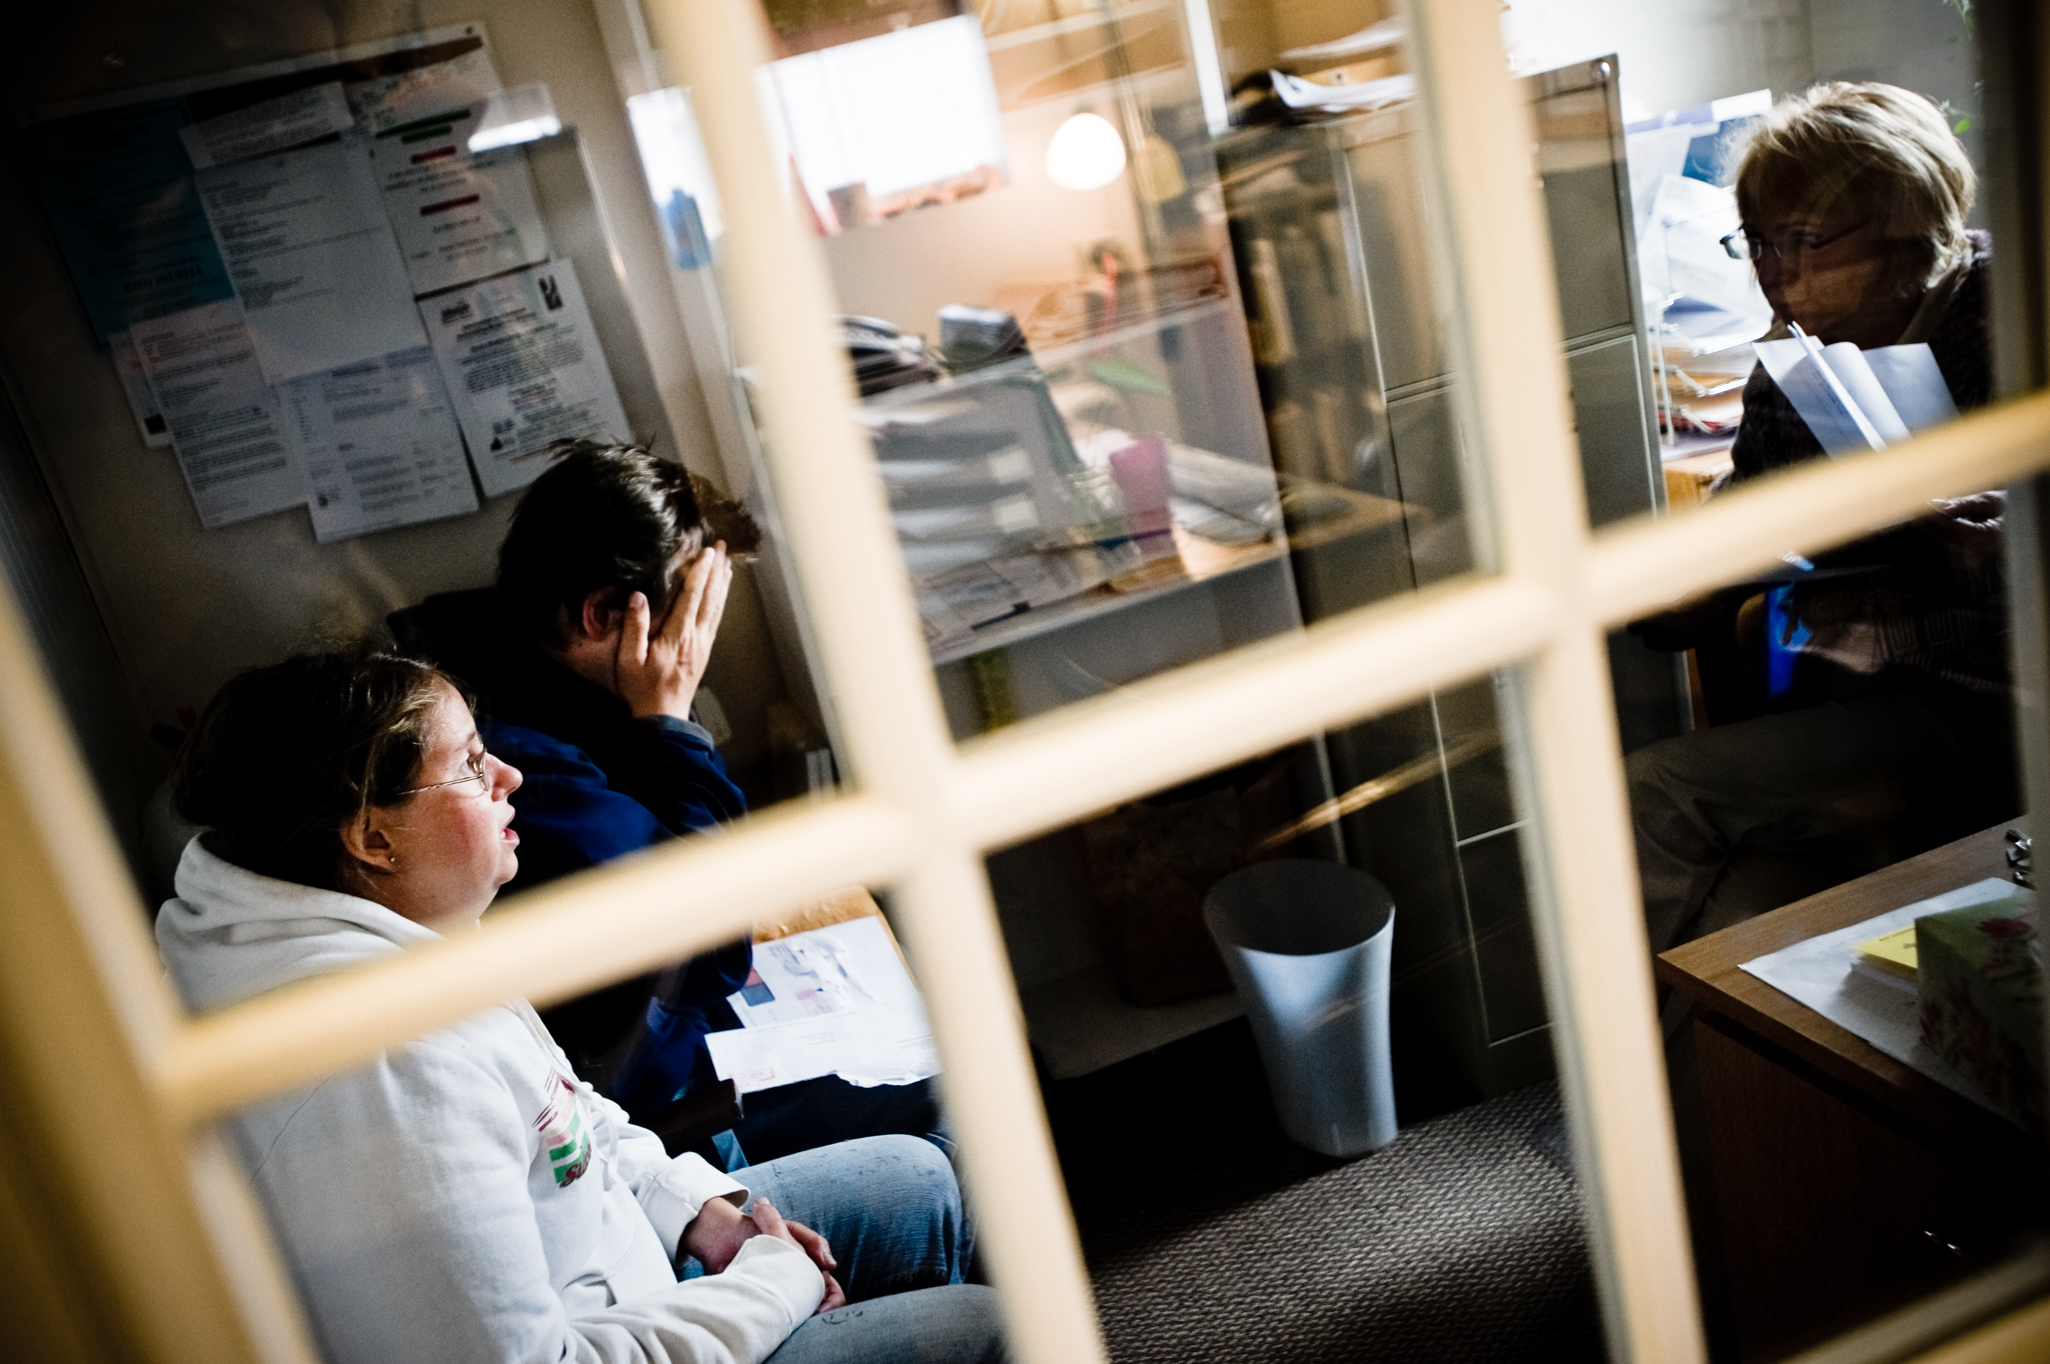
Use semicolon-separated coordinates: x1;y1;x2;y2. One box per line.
1076;1081;1606;1363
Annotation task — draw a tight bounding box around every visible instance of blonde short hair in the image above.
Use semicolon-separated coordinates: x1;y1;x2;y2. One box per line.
1734;82;1976;291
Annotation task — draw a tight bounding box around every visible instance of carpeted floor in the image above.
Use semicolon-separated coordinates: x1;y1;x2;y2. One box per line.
1048;1021;1607;1364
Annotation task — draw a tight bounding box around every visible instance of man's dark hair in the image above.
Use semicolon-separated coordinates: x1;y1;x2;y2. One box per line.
175;650;452;890
497;440;760;646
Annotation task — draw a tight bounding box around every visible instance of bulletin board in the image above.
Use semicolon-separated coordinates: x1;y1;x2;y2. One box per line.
20;23;634;543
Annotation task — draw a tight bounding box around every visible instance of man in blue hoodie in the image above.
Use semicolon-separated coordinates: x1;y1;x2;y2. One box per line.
399;441;944;1169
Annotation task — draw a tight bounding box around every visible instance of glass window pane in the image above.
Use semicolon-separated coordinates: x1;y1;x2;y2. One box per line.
1546;2;2050;1360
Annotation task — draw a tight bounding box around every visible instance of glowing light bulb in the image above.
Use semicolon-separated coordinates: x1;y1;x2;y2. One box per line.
1045;112;1127;191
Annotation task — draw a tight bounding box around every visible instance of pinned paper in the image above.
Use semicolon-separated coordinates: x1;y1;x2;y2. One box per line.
277;347;478;541
179;82;355;169
194;137;427;384
420;259;629;497
131;301;305;528
366;100;551;295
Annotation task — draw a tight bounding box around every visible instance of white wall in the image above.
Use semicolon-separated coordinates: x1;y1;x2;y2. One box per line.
1501;0;1979;131
818;98;1148;345
1502;0;1817;115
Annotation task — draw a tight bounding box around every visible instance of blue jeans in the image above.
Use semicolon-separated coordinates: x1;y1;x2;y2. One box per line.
680;1135;975;1300
767;1285;1007;1364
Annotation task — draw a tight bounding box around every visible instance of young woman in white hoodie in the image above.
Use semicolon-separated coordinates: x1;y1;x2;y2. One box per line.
157;650;1006;1364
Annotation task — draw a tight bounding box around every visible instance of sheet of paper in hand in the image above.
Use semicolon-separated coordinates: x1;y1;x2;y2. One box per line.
1754;333;1959;456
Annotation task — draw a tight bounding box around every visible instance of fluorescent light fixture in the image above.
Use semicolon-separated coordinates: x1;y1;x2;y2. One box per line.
468;82;562;152
1045;111;1127;191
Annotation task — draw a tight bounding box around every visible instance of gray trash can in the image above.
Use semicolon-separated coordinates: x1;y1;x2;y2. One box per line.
1203;859;1397;1157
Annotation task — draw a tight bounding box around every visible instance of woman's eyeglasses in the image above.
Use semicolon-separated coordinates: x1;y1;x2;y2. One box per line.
399;750;492;796
1720;219;1869;263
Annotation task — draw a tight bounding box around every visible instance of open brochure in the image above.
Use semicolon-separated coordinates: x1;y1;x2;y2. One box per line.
1753;329;1959;456
704;917;941;1095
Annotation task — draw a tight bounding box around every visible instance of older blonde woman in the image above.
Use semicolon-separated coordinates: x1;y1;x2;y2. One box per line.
1630;83;2016;969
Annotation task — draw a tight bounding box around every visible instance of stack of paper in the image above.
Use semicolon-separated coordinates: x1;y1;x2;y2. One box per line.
704;918;942;1096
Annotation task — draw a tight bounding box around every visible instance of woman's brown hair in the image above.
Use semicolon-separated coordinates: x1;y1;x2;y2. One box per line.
175;650;454;890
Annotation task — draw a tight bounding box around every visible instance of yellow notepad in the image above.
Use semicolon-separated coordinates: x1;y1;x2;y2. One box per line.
1854;924;1918;981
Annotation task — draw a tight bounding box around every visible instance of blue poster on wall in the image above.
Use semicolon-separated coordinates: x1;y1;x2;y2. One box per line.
18;98;235;345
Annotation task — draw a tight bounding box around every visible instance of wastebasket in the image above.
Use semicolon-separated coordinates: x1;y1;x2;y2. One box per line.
1204;859;1397;1157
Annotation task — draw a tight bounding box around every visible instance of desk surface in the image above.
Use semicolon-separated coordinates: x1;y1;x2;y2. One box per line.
1657;821;2037;1161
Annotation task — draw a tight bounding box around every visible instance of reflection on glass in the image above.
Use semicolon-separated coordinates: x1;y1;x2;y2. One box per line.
1631;82;2012;957
627;1;2042;1361
1626;73;2042;1364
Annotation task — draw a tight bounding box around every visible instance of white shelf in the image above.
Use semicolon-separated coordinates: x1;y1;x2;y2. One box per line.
1021;964;1244;1080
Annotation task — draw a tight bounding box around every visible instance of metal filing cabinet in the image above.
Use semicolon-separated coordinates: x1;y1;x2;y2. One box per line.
1219;56;1685;1095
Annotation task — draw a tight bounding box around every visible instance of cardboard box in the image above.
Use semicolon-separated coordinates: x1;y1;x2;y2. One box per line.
1917;890;2042;1129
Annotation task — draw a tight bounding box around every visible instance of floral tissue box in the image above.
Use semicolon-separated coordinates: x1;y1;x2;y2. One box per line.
1917;889;2042;1130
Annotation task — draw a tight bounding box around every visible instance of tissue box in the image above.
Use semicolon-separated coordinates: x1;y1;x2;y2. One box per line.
1916;891;2042;1129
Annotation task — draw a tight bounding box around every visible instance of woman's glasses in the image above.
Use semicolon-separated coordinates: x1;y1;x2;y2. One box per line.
399;750;492;797
1720;219;1869;263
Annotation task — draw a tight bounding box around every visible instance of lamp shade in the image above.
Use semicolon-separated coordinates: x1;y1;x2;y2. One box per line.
1045;111;1127;191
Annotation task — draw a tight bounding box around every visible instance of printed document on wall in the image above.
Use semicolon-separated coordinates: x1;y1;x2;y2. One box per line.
278;347;479;542
131;301;304;527
179;81;356;169
109;329;173;447
346;42;502;135
366;101;550;294
18;98;237;344
194;137;427;383
421;259;630;497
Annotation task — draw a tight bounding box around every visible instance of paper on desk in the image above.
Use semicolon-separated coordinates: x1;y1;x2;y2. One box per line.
1739;876;2022;1118
1637;174;1769;322
706;1007;940;1094
276;346;478;541
131;300;305;528
421;259;629;498
179;82;356;170
911;546;1114;647
728;917;924;1027
708;918;939;1094
365;100;550;295
194;137;427;383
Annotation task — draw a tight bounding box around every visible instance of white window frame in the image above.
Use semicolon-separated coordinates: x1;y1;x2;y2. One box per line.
4;0;2050;1361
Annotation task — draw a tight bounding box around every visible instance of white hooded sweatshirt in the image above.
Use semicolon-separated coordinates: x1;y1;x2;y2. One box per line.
156;837;823;1364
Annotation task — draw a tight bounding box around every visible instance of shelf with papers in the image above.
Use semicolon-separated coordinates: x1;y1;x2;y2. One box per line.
922;478;1409;668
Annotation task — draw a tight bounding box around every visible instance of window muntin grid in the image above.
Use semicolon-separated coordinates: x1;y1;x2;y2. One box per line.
6;3;2050;1364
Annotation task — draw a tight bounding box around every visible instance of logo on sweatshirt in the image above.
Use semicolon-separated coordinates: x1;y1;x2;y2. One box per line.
534;1074;592;1188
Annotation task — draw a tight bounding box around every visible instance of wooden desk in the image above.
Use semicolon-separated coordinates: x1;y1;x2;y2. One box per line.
1658;822;2043;1362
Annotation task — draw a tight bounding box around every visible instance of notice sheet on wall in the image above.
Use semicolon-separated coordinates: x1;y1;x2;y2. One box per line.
277;347;479;542
345;41;501;136
366;103;551;295
194;137;427;384
178;81;356;170
17;98;238;344
421;259;629;498
130;301;304;527
109;329;173;448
